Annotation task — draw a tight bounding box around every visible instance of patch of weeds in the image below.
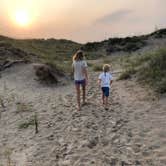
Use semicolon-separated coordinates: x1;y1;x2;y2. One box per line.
16;102;32;113
118;67;137;80
92;64;103;71
0;96;6;110
120;48;166;94
102;57;111;64
156;78;166;94
42;58;72;74
18;116;35;129
87;62;93;67
4;148;12;166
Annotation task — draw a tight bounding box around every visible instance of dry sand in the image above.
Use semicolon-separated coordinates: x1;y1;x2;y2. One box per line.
0;63;166;166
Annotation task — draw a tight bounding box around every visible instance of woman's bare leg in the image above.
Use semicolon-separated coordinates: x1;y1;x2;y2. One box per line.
75;84;81;111
82;84;86;104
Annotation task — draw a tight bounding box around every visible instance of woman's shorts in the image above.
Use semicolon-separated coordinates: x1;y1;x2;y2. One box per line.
75;79;86;86
102;87;110;97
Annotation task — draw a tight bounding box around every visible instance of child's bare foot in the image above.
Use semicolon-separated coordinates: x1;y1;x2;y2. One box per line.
104;105;109;110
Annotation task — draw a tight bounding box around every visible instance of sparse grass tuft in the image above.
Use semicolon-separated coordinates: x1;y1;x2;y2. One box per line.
4;148;12;166
87;62;93;67
0;96;6;113
92;64;103;71
16;102;32;113
18;116;35;129
118;67;137;80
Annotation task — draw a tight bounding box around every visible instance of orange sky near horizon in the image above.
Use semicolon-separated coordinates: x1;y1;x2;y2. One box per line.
0;0;166;43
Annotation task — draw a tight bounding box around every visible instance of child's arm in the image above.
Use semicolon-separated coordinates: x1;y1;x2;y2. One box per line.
98;79;101;85
98;74;102;88
98;79;101;88
110;74;113;86
110;80;113;86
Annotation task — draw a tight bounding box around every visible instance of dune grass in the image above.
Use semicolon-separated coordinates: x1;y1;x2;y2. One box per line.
18;118;35;129
92;63;103;71
118;48;166;94
137;49;166;93
0;35;81;63
118;67;137;80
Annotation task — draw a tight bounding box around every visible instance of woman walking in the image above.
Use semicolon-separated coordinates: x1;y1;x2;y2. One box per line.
72;50;88;111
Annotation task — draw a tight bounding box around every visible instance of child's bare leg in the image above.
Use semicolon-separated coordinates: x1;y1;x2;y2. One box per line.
102;93;105;105
105;97;109;109
75;84;81;111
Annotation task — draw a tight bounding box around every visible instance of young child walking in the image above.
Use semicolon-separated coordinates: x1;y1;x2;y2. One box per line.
98;64;113;110
72;50;88;111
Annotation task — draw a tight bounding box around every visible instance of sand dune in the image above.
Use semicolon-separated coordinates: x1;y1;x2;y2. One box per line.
0;62;166;166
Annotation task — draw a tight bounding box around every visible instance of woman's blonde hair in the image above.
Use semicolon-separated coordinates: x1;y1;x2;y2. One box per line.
73;50;84;61
103;64;110;72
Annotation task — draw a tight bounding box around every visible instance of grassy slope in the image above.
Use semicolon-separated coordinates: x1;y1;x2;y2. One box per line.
119;48;166;94
0;36;82;73
82;28;166;58
0;36;82;61
0;28;166;61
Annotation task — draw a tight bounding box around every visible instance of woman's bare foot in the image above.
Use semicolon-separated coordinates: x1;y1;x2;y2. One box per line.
77;106;81;111
82;102;87;106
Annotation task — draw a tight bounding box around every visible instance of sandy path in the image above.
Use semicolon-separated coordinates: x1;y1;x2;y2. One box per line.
0;63;166;166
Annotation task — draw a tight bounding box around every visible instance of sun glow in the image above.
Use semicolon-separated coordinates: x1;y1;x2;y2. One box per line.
14;10;30;27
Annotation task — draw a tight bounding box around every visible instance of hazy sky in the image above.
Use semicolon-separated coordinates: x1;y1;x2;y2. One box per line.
0;0;166;43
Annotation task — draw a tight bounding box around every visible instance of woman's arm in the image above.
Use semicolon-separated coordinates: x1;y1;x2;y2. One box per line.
83;67;88;85
72;65;74;73
71;63;74;79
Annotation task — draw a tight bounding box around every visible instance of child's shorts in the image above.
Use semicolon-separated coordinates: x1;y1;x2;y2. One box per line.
102;87;110;97
75;79;86;86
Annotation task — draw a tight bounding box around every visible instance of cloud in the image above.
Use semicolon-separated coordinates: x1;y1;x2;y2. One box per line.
96;9;133;24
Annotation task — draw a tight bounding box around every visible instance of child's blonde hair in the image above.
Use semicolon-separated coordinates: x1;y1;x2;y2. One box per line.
103;64;110;72
73;50;84;61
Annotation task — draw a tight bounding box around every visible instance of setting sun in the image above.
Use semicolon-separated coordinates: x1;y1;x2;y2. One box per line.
15;10;30;27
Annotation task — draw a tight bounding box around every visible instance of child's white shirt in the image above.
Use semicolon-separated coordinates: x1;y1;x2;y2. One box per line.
72;60;87;80
98;72;113;88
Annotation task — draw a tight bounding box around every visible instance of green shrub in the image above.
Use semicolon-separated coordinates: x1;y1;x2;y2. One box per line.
18;117;35;129
87;62;93;67
122;48;166;94
92;64;103;71
42;58;72;74
156;78;166;93
137;49;166;93
118;67;137;80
